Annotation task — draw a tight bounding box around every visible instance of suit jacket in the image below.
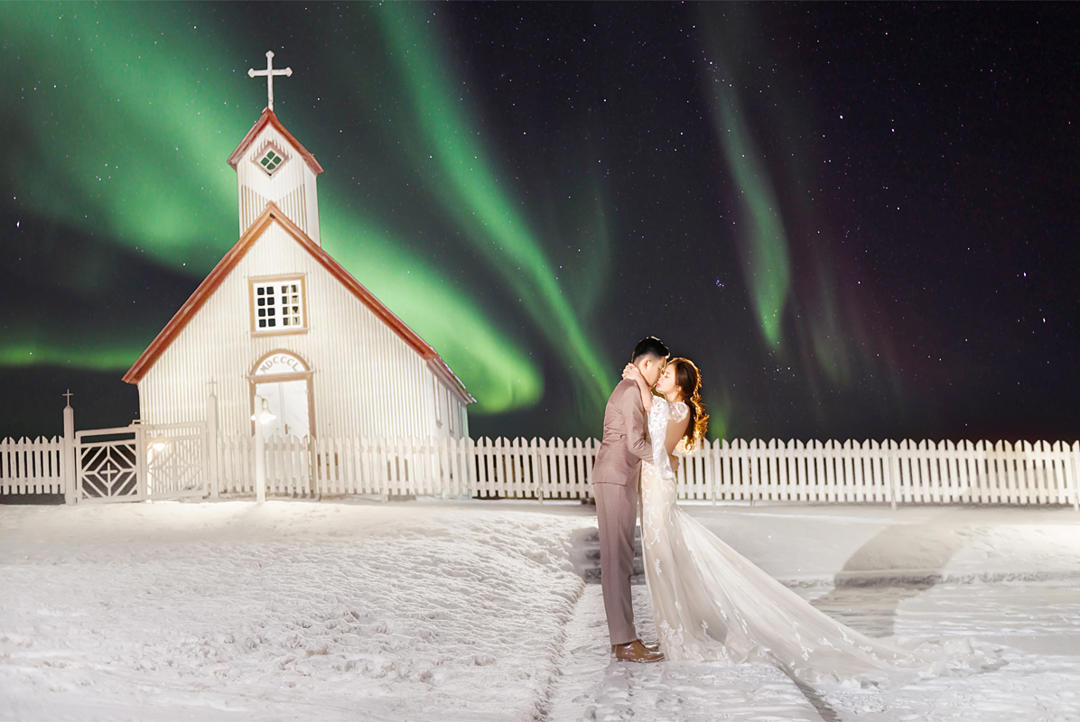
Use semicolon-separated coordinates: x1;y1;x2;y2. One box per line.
592;379;652;486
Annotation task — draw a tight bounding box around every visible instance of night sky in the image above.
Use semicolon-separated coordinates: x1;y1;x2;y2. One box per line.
2;2;1077;443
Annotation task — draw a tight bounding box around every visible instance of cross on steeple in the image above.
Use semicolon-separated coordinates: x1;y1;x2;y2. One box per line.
62;389;73;408
247;51;292;112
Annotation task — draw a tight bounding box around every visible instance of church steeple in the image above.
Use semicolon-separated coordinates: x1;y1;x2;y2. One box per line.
227;52;323;245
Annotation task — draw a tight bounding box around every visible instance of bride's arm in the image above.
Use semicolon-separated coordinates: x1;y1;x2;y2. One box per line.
662;406;690;474
664;416;690;456
621;363;653;412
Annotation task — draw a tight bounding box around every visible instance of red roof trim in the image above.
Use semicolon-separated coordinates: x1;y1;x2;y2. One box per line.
227;108;324;175
122;203;475;405
426;358;474;408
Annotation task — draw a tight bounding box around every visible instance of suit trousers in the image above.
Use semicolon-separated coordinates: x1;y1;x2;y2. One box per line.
593;478;639;646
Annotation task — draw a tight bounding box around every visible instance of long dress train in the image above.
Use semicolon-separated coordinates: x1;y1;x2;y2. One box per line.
639;397;996;685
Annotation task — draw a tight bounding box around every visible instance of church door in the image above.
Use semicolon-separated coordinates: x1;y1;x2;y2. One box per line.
256;378;310;439
251;351;314;439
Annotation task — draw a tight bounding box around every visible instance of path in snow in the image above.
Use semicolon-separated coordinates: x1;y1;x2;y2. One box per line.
545;583;825;721
552;525;826;721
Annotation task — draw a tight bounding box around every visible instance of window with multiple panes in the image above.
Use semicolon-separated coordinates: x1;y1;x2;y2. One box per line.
255;144;287;176
252;278;305;332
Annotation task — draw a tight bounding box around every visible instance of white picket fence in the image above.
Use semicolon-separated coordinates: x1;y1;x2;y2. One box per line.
213;435;1080;509
215;435;595;500
0;436;66;495
4;434;1079;509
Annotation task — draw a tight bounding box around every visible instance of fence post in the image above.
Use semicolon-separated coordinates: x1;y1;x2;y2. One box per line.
252;397;270;504
61;391;76;504
206;388;220;499
254;425;266;503
132;419;147;501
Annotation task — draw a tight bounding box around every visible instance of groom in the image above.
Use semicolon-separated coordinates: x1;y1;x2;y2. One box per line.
591;336;669;663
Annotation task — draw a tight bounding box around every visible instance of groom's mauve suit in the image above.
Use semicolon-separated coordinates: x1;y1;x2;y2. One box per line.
592;378;652;646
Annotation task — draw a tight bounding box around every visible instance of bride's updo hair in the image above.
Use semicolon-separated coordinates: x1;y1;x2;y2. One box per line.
670;357;709;450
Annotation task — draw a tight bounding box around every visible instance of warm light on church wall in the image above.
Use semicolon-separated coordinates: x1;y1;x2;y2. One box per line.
248;348;315;438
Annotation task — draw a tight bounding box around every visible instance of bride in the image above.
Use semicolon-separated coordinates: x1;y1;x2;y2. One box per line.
622;358;992;685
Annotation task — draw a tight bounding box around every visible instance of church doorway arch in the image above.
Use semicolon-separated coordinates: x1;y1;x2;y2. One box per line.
250;350;314;439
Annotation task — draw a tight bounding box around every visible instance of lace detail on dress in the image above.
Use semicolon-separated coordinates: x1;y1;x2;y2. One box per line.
670;400;689;423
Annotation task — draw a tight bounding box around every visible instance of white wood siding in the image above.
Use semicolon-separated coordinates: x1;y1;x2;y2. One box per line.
236;126;321;244
139;220;464;440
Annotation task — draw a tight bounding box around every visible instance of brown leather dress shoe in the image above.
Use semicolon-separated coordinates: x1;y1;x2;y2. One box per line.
611;639;665;663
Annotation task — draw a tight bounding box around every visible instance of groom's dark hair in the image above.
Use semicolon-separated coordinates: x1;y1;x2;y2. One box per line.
632;336;669;363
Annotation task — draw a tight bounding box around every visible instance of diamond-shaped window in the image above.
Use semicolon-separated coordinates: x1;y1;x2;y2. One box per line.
257;147;286;175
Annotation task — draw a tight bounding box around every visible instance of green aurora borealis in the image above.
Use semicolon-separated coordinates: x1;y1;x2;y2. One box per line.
3;3;1078;442
3;3;546;413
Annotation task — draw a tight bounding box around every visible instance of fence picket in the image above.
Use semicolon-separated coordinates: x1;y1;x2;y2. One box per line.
570;438;582;500
1051;441;1067;504
1032;441;1048;504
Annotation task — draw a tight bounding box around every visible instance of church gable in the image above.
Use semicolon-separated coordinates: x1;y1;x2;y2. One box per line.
230;112;323;245
123;204;472;405
228;108;323;176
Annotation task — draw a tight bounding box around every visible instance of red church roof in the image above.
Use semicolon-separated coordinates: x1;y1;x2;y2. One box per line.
121;203;474;406
227;108;325;175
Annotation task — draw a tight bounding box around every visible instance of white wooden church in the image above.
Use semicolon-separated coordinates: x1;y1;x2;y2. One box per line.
123;52;474;443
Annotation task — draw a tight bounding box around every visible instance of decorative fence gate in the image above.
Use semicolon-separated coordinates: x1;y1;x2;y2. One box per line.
75;426;143;503
145;422;209;500
71;421;207;503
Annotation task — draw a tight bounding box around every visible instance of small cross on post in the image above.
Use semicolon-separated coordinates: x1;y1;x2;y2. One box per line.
248;50;292;112
62;389;73;408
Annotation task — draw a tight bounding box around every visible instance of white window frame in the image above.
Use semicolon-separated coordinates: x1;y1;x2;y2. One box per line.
250;275;307;335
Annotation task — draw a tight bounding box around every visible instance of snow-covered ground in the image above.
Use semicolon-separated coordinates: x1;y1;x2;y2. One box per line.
2;500;1079;721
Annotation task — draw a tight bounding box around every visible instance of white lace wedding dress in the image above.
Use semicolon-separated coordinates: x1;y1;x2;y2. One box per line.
640;396;994;685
